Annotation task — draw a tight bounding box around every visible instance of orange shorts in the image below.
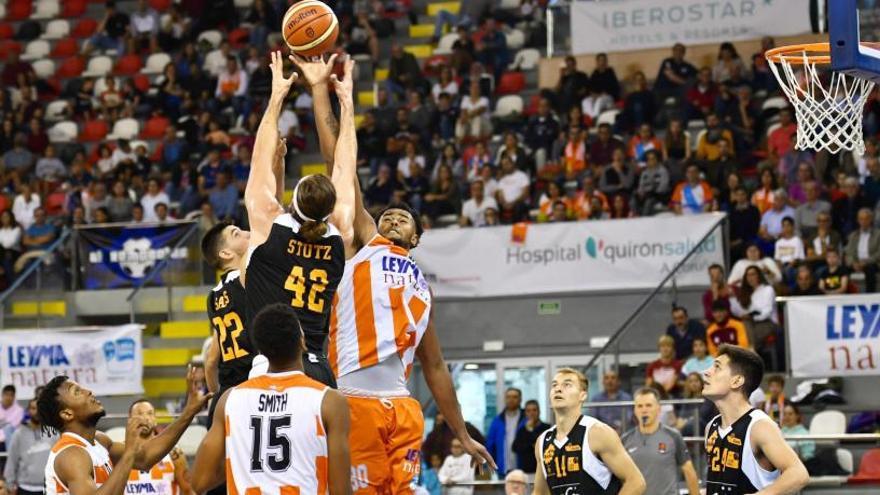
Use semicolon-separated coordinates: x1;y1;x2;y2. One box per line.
346;395;424;495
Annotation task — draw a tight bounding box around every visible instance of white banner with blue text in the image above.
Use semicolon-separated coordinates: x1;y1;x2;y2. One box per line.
0;325;144;400
412;214;725;298
570;0;812;54
786;295;880;378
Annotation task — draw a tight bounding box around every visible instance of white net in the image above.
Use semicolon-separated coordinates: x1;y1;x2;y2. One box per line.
767;48;875;155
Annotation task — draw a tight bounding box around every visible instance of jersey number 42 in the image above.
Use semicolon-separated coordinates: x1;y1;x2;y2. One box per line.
285;266;329;313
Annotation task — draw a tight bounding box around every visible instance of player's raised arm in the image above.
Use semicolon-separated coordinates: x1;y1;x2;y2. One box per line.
191;390;230;494
274;136;288;205
589;423;646;495
325;57;358;254
244;51;296;248
56;417;147;495
750;420;809;495
321;389;352;495
291;53;340;168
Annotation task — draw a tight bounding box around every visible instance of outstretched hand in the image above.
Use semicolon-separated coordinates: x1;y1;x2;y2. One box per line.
458;434;497;475
330;55;355;105
183;365;213;415
289;52;339;88
269;50;298;99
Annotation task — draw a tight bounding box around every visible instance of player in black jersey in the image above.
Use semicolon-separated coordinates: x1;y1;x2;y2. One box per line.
702;345;808;495
241;51;358;387
533;368;644;495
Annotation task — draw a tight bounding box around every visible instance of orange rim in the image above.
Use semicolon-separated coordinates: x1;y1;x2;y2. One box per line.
765;42;831;65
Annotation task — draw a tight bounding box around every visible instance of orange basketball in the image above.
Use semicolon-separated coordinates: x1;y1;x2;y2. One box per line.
282;0;339;58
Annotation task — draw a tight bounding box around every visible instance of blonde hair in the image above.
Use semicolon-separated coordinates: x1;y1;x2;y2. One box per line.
658;335;675;347
555;367;588;391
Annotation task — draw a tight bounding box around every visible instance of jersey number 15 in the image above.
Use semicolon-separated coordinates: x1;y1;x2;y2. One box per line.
250;415;292;472
284;266;329;313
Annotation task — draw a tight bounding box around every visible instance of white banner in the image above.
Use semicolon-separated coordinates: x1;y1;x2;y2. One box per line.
786;295;880;378
413;214;725;298
0;325;144;400
571;0;812;54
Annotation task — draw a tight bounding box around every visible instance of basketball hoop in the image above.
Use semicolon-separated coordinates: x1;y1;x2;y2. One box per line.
765;42;875;155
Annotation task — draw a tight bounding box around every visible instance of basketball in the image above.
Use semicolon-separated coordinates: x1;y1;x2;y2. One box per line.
282;0;339;58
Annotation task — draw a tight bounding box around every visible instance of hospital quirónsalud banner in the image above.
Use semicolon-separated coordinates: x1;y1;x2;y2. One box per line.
0;325;144;400
413;213;725;298
786;295;880;378
570;0;812;54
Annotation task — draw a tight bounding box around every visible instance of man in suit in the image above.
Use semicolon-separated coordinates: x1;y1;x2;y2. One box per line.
845;208;880;292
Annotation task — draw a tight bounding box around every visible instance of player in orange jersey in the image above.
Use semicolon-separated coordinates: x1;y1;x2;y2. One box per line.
191;303;351;495
38;367;210;495
296;51;495;494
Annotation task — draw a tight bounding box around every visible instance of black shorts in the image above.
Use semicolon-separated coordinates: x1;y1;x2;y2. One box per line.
303;352;337;388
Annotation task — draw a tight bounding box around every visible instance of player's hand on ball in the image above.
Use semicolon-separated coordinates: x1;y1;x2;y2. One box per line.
183;364;214;415
269;50;298;99
289;52;339;88
330;55;355;104
459;434;497;473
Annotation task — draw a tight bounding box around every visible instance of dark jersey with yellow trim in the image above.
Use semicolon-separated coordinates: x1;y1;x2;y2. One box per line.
539;415;621;494
705;409;780;494
245;213;344;354
206;270;254;390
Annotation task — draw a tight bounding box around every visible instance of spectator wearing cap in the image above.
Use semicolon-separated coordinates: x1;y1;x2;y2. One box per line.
665;306;705;361
845;208;880;292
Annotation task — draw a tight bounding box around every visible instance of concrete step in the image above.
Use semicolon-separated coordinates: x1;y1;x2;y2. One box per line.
182;294;207;313
11;299;67;317
427;1;459;16
409;24;434;38
143;377;188;397
403;44;433;59
143;348;201;367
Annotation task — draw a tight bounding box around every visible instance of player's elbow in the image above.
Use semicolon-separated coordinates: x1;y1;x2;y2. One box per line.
625;470;647;494
788;462;810;490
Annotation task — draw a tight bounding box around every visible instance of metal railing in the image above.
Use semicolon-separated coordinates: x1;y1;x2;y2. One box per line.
125;222;201;323
0;228;71;329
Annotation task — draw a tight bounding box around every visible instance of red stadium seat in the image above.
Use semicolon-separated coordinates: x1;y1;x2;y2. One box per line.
61;0;86;17
524;94;541;116
496;71;525;95
148;0;171;11
422;54;449;78
850;449;880;484
132;73;150;92
114;54;142;75
6;1;32;21
80;120;108;142
0;41;22;59
229;27;249;48
0;194;10;214
140;116;170;139
43;191;66;216
51;38;78;58
72;18;97;38
55;56;85;78
0;23;13;40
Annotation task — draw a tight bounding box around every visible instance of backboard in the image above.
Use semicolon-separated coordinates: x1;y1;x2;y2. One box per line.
829;0;880;82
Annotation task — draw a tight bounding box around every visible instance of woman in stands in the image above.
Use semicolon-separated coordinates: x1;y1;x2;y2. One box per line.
780;403;816;463
729;266;783;369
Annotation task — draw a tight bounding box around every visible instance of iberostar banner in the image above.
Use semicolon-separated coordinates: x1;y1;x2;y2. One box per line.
0;325;144;400
76;222;201;289
413;214;725;298
786;294;880;378
570;0;812;54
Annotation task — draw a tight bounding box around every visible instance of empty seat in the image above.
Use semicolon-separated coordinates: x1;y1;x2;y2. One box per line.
140;116;170;139
45;100;70;122
141;52;171;75
72;18;97;38
48;120;77;143
504;29;525;51
92;75;115;96
132;73;150;92
32;0;60;20
55;56;85;78
148;0;172;10
61;0;86;17
82;55;113;77
809;410;846;435
79;119;108;142
509;48;540;71
198;30;222;49
433;33;458;55
0;41;22;59
850;448;880;484
50;37;77;57
0;5;5;20
0;23;13;40
19;39;49;61
762;96;789;112
106;118;139;140
496;71;525;95
493;95;523;118
114;54;142;75
6;1;32;21
32;59;55;78
41;19;69;40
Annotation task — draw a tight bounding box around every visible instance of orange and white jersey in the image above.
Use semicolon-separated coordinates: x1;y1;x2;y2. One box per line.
225;371;329;495
126;454;177;495
328;235;432;381
45;432;114;495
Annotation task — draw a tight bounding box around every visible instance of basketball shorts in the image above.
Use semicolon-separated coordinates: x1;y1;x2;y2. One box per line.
346;396;424;495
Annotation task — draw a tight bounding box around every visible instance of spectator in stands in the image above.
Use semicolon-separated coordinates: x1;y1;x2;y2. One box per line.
791;265;821;296
536;182;565;222
654;43;698;102
504;470;528;495
833;177;873;237
555;56;590;114
759;189;796;242
130;0;159;53
610;194;632;219
432;67;460;104
599;149;633;198
619;72;656;134
795;181;831;239
450;26;476;76
131;204;145;223
476;19;509;84
141;178;170;223
107;181;134;222
759;375;787;426
495;156;530;223
422;413;486;463
703;139;740;191
662;120;691;182
774;216;804;284
22;208;56;252
780;403;815;462
571;176;609;220
460;180;498;227
25;120;47;157
712;42;748;84
729;243;783;286
548;200;570;222
0;386;23;448
526;98;560;171
420;455;441;495
495;133;532;177
456;81;492;142
581;84;614;126
767;108;797;159
705;299;750;357
0;211;22;280
622;388;700;495
93;207;111;225
387;44;425;103
486;388;524;475
511;400;549;475
215;57;249;117
702;264;731;323
675;372;718;437
645;335;684;397
2;135;35;181
634;150;670;216
4;398;55;495
365;164;398;207
751;168;778;215
590;124;625;168
438;438;474;495
695;113;734;163
12;183;40;230
682;338;713;375
627;125;662;169
590;370;632;433
34;146;66;194
83;182;111;224
423;165;461;222
589;53;621;100
209;171;239;222
665;306;705;361
845;207;880;292
1;53;34;88
154;203;173;223
730;266;782;368
559;127;588;181
686;68;717;118
817;248;850;295
671;164;713;215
